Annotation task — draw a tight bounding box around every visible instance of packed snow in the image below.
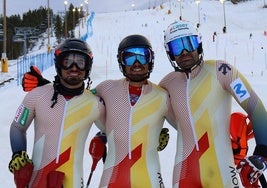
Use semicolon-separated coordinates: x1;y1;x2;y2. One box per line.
1;0;267;187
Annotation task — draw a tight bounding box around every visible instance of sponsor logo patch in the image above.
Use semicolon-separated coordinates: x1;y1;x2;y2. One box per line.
230;78;250;103
14;104;29;126
229;165;240;187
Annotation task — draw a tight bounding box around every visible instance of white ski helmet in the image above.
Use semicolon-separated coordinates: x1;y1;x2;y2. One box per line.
164;20;199;44
164;20;203;71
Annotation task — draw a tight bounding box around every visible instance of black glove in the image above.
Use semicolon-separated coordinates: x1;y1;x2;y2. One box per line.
157;128;170;151
22;65;50;92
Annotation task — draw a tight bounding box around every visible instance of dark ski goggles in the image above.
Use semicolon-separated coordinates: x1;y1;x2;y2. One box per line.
61;53;89;70
120;47;153;66
167;35;199;56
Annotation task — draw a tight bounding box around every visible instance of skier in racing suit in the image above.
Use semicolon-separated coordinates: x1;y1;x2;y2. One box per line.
8;39;106;188
160;20;267;188
94;34;174;188
19;35;175;188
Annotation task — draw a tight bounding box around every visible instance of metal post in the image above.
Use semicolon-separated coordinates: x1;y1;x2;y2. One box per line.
64;0;68;38
198;2;200;24
223;1;226;29
78;8;81;38
195;0;200;27
24;32;27;58
73;8;75;29
84;0;89;16
178;0;182;20
1;0;8;72
220;0;226;33
3;0;6;54
80;4;84;29
47;0;50;52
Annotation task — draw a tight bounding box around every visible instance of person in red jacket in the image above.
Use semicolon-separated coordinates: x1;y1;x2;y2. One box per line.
160;20;267;188
9;38;106;188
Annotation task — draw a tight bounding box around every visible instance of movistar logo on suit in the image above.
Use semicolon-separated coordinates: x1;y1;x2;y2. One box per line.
230;78;250;103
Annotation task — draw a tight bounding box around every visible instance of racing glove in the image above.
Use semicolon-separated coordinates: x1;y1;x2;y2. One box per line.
89;132;107;165
157;128;170;151
22;65;50;92
236;155;267;188
9;151;34;188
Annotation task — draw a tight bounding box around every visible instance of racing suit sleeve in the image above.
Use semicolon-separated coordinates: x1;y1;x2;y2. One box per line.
10;125;27;154
217;60;267;148
10;92;36;154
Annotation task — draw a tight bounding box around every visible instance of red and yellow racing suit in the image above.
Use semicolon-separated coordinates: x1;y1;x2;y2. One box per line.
159;60;267;187
10;84;105;188
95;78;173;188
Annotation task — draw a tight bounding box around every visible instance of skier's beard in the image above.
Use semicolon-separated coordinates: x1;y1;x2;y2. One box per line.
126;73;148;82
61;75;84;86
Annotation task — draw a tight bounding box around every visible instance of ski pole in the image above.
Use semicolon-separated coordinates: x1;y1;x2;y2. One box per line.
86;171;94;188
86;155;99;188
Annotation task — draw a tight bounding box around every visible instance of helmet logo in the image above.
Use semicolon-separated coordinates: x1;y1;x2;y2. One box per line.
55;49;61;56
170;23;189;34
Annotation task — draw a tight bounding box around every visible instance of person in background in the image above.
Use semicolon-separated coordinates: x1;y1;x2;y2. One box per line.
159;20;267;188
8;38;106;188
212;31;217;42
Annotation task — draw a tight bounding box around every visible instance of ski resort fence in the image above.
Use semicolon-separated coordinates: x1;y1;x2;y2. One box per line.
16;11;95;86
16;49;55;85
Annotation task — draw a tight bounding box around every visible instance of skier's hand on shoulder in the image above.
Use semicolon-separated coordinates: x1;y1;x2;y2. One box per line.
22;65;51;92
236;155;267;187
8;150;34;188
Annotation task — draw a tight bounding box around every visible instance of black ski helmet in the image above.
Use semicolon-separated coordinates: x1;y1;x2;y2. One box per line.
117;34;154;77
54;38;93;79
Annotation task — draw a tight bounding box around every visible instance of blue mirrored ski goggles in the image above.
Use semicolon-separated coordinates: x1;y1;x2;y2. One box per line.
120;47;153;66
167;35;199;56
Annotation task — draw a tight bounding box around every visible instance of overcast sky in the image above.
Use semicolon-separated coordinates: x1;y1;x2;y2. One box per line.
0;0;161;16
